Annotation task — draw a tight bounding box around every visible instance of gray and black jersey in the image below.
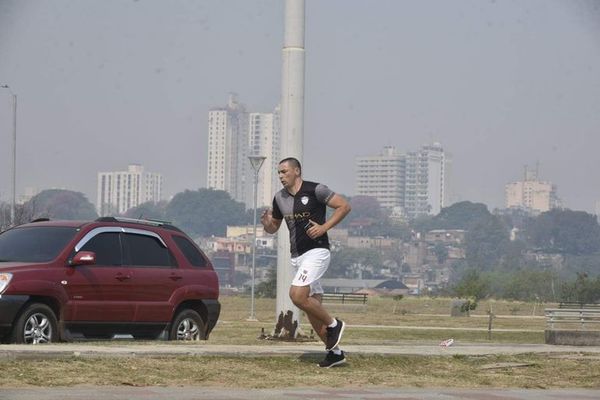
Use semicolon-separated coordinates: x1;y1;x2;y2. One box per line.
272;180;335;257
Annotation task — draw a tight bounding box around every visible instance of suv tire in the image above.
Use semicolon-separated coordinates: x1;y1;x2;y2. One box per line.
169;309;206;341
12;303;58;344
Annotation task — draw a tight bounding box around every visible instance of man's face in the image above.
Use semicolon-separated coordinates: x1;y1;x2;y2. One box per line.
278;162;300;189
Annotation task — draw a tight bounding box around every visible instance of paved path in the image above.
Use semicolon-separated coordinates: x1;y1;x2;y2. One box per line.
2;342;600;359
1;386;599;400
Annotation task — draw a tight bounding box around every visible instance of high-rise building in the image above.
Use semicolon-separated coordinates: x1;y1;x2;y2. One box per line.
442;152;458;207
97;164;163;216
405;143;445;217
505;165;559;214
356;146;405;209
355;143;446;219
207;95;280;208
246;108;280;208
207;93;248;203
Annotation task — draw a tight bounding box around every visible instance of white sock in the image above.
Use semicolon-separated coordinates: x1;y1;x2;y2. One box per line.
328;319;338;329
332;346;342;355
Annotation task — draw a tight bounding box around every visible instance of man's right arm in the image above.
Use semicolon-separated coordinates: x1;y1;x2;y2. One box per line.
261;208;282;234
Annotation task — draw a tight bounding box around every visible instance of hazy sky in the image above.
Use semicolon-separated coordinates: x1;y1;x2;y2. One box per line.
0;0;599;212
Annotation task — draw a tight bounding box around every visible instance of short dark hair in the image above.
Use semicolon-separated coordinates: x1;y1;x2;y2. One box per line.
279;157;302;173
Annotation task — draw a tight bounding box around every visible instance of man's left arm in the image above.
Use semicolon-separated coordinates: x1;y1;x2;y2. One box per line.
306;194;351;239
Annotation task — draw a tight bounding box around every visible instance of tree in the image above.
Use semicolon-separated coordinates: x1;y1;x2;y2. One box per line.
0;202;10;230
235;271;251;287
410;214;435;234
123;200;169;221
348;196;382;221
420;201;492;231
254;268;277;298
524;209;600;255
562;254;600;278
501;269;558;302
363;216;412;239
24;189;97;220
560;272;600;304
245;206;270;226
335;195;381;232
165;188;247;237
433;242;449;264
343;196;411;239
452;268;489;315
465;215;510;270
453;268;489;301
498;240;528;271
328;248;382;278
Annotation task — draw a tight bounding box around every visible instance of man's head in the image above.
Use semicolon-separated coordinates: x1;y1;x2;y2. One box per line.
278;157;302;190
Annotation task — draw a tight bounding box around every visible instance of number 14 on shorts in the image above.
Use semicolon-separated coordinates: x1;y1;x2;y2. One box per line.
299;269;308;282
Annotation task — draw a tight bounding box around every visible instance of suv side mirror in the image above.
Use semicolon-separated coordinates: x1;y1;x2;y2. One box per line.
70;251;97;266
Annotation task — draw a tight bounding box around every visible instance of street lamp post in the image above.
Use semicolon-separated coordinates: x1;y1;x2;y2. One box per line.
0;85;16;226
247;155;267;321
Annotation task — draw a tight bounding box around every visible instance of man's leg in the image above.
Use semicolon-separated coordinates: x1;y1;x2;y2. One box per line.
289;285;333;328
289;249;345;352
305;294;327;343
302;293;346;368
289;285;345;351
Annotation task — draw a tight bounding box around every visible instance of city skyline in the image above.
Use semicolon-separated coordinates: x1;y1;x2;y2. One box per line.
97;164;163;216
206;93;280;209
356;143;446;219
1;1;599;212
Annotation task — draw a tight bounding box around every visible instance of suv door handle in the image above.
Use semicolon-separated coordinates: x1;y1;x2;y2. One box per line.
169;274;183;281
115;274;131;281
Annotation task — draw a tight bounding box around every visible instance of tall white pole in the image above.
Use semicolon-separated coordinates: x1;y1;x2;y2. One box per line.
248;155;266;321
10;93;16;226
1;85;16;226
275;0;305;338
248;168;259;321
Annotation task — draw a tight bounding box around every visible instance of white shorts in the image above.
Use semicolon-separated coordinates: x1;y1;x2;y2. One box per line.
291;248;331;296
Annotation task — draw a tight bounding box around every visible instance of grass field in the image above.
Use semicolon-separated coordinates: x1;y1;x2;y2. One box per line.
2;353;600;388
210;295;547;345
3;295;599;388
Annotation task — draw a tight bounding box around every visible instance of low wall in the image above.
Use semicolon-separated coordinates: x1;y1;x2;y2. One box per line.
545;330;600;346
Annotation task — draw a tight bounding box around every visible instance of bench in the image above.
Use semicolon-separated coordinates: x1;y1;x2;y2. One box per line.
545;303;600;345
545;308;600;329
321;293;368;306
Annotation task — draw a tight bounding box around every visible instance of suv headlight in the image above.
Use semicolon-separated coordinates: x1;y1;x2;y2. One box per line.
0;273;12;294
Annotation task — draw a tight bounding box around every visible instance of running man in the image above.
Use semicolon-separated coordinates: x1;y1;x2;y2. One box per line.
261;157;351;368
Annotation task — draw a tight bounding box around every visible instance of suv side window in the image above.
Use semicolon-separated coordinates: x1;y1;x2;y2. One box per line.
79;232;122;266
124;233;176;267
172;235;208;268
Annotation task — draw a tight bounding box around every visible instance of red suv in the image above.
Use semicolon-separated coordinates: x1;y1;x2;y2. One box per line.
0;217;220;344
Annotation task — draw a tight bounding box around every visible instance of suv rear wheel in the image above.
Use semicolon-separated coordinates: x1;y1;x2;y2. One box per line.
12;303;58;344
170;309;206;341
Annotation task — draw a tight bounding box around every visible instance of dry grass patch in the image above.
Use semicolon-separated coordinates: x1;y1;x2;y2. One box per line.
2;354;599;389
1;295;568;389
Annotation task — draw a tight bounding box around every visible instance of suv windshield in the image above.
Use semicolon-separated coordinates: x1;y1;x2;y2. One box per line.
0;226;78;263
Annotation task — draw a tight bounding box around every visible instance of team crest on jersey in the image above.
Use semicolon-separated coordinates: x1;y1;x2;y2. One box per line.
301;196;309;205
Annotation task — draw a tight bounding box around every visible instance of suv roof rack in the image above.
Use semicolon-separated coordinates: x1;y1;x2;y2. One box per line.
30;218;51;223
95;216;182;232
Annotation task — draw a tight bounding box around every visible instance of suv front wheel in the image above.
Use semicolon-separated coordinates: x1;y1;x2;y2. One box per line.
12;303;58;344
170;309;206;341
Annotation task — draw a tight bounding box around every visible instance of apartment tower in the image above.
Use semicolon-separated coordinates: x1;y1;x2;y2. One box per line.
97;164;163;216
356;143;445;219
207;95;280;208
